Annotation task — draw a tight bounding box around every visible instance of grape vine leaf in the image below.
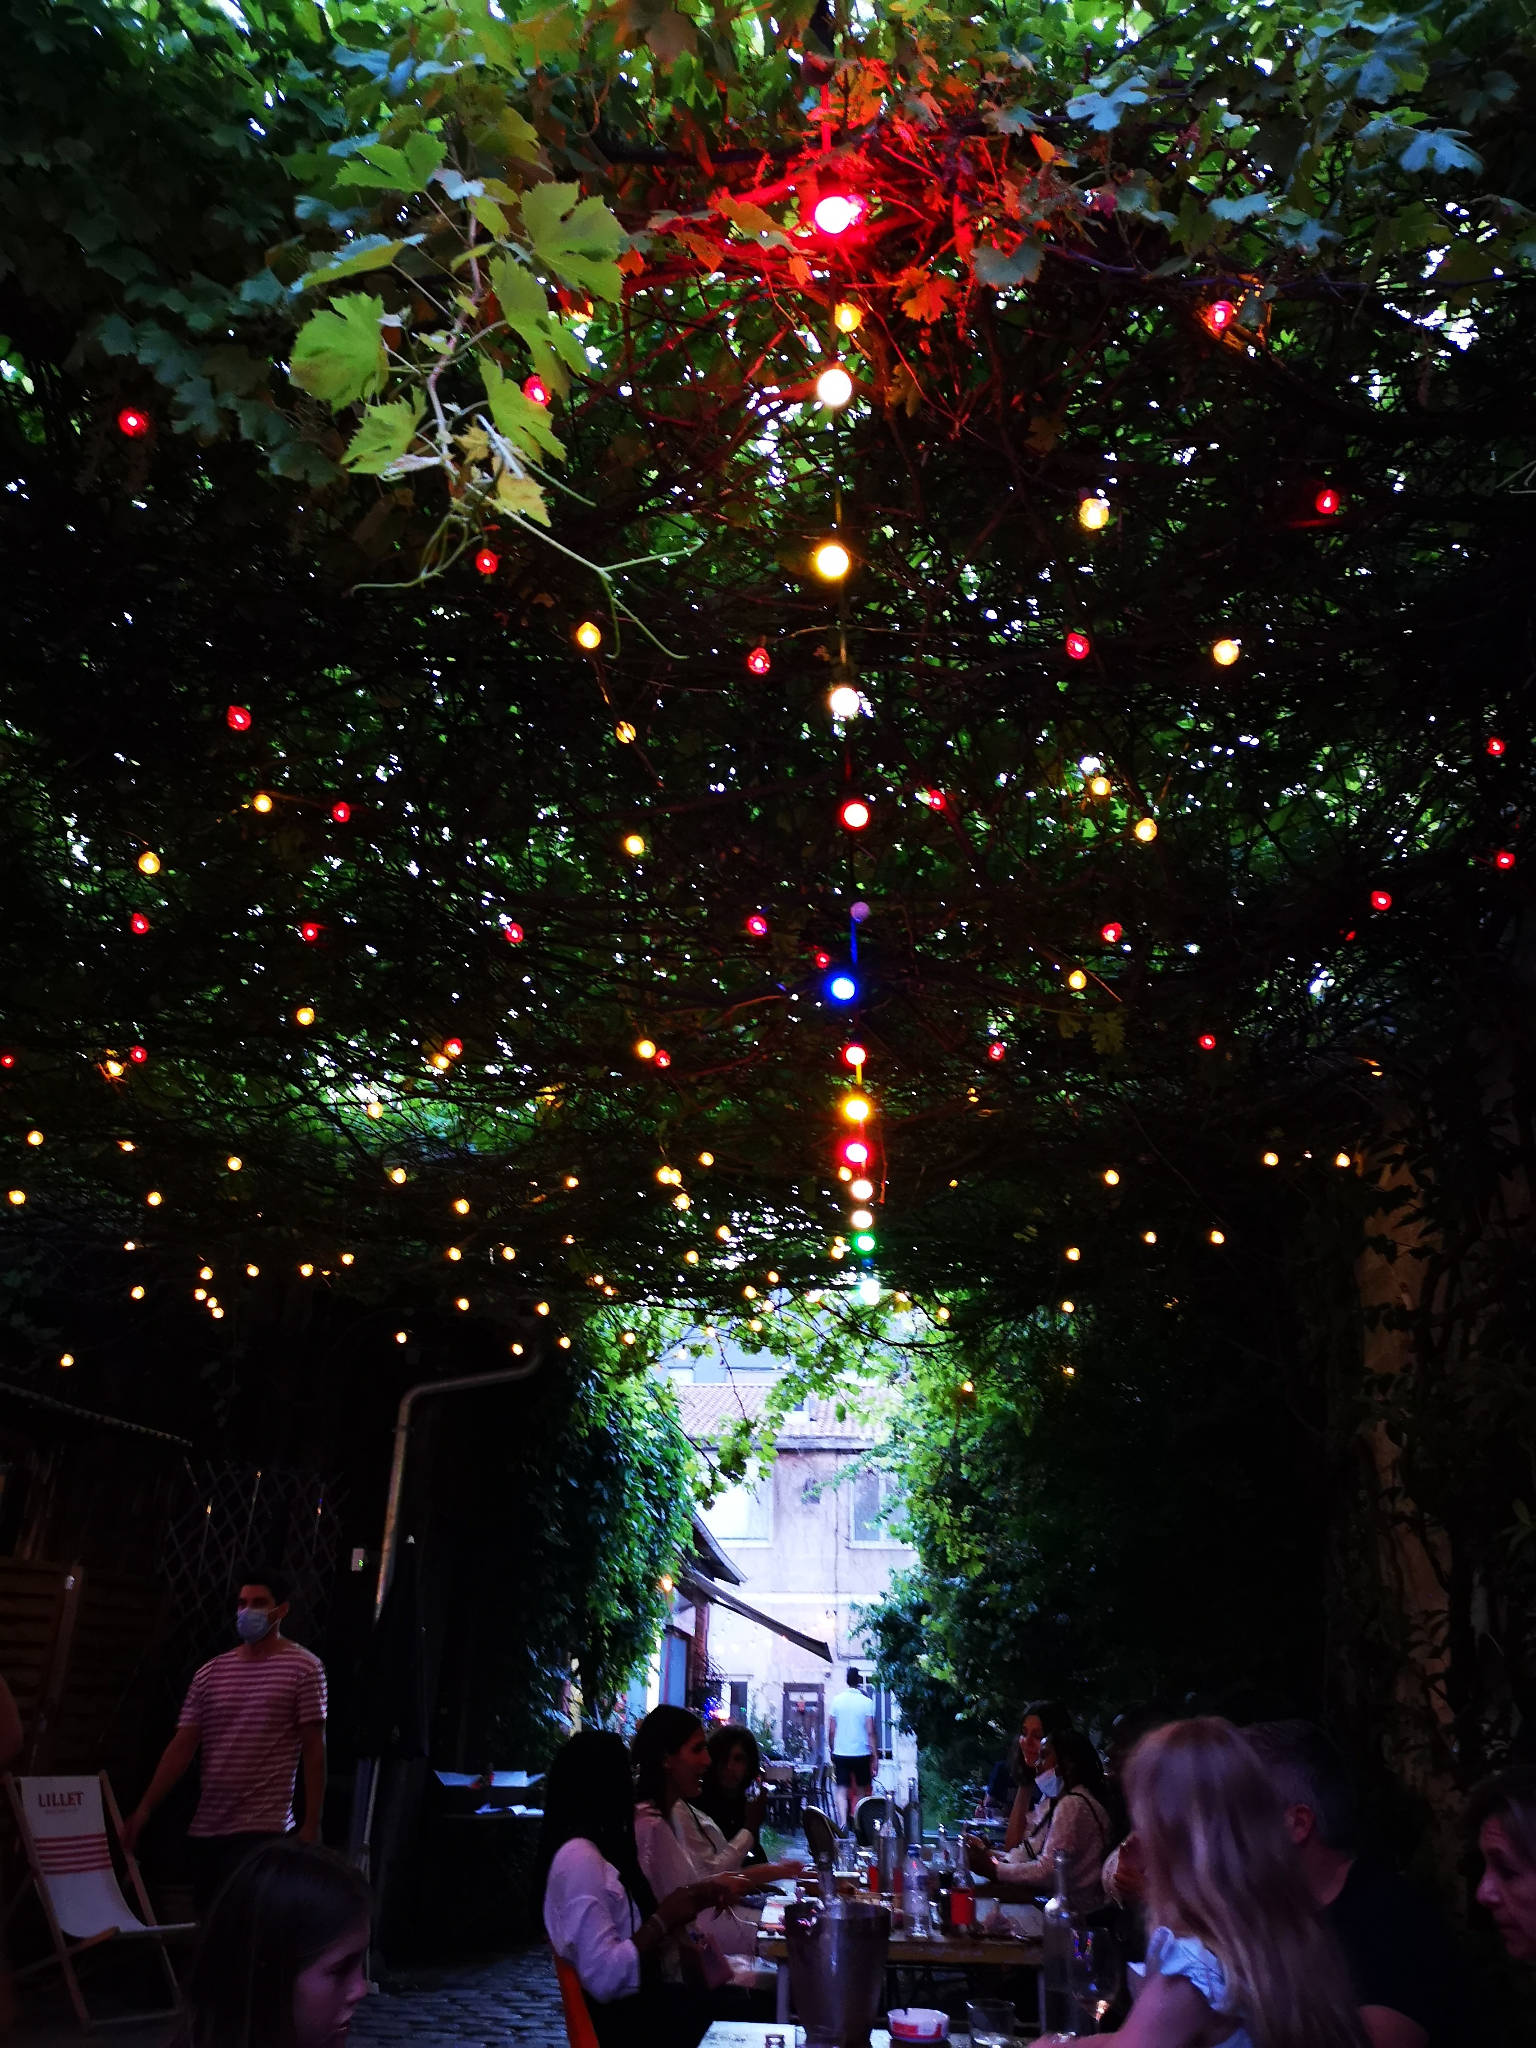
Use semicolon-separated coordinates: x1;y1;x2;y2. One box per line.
288;293;389;405
342;397;423;473
520;183;625;303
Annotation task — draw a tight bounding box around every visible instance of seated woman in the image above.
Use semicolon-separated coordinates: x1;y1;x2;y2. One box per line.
540;1727;743;2048
1003;1700;1075;1852
1470;1766;1536;1964
695;1724;769;1869
970;1728;1114;1913
1041;1717;1364;2048
633;1706;799;1961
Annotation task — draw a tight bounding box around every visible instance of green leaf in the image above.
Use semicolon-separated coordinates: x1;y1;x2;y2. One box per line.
342;397;423;473
335;132;447;192
1065;73;1150;132
301;236;410;288
971;239;1043;287
490;253;584;391
481;361;566;463
1398;128;1482;175
288;294;390;407
521;182;626;303
1208;192;1271;223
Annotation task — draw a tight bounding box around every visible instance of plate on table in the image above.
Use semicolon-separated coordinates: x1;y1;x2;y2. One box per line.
889;2007;948;2043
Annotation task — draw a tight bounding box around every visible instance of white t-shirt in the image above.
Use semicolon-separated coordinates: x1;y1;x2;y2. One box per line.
543;1837;641;2004
829;1686;877;1757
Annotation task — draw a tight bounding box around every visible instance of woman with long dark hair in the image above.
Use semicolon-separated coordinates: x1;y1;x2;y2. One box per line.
169;1838;372;2048
630;1707;759;1969
972;1726;1115;1912
539;1728;739;2048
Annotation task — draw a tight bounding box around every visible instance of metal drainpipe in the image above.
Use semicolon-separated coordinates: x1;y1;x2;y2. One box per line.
353;1358;542;1878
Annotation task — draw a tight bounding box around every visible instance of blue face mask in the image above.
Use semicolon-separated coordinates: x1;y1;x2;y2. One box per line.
1034;1770;1062;1801
236;1608;274;1643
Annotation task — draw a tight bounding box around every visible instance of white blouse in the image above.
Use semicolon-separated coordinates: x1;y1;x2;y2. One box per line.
543;1837;642;2005
671;1799;754;1876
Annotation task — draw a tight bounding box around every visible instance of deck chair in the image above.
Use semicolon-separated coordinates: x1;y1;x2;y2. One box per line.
3;1772;195;2029
553;1955;601;2048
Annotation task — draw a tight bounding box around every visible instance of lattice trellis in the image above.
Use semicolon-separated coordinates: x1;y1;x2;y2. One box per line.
157;1460;345;1693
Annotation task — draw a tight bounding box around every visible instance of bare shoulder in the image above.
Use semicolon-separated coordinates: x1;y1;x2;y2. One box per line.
1116;1970;1228;2048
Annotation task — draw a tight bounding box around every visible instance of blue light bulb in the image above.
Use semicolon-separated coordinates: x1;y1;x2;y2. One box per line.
827;972;858;1003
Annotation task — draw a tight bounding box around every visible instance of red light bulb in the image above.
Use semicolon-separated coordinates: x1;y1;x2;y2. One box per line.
443;1037;464;1058
330;801;351;824
1313;486;1341;516
842;1043;867;1067
1205;300;1236;334
1495;849;1516;870
504;921;525;944
814;950;832;970
522;375;551;406
129;1045;148;1065
130;912;150;935
0;1053;13;1069
655;1049;672;1068
1370;889;1392;912
986;1042;1007;1062
921;789;946;810
746;914;769;937
1100;922;1123;944
226;705;252;732
840;798;871;831
116;407;150;439
1486;737;1506;757
812;194;862;236
474;547;499;577
300;921;322;943
1065;631;1091;661
746;646;771;676
841;1138;870;1166
1198;1033;1217;1051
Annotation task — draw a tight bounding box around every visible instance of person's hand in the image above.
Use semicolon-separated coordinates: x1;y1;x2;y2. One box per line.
779;1858;806;1879
1112;1832;1143;1900
121;1809;146;1856
297;1818;321;1845
966;1837;997;1880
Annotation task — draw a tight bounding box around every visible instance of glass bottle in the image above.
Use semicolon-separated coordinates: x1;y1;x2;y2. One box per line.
903;1842;931;1938
1042;1848;1084;2034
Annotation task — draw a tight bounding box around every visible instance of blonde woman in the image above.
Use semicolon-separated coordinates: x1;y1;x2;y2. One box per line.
1049;1718;1365;2048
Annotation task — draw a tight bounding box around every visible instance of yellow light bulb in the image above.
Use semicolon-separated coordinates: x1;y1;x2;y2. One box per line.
575;620;602;650
1103;1169;1120;1186
815;365;854;408
564;1174;579;1189
743;1285;758;1300
623;833;646;857
850;1177;874;1200
246;1263;260;1277
388;1167;407;1184
1078;495;1111;531
1334;1150;1352;1169
104;1059;125;1078
1211;637;1241;667
1134;817;1158;843
227;1155;242;1171
833;301;864;333
146;1190;162;1207
684;1249;699;1265
716;1224;732;1241
812;540;851;581
1067;968;1087;991
131;1285;146;1300
26;1129;43;1147
936;1306;949;1322
840;1094;872;1123
698;1151;714;1166
615;721;636;744
1065;1246;1081;1262
1060;1299;1075;1314
252;792;274;814
299;1262;314;1277
60;1352;74;1368
119;1141;135;1153
635;1038;657;1060
500;1245;516;1261
828;683;862;720
535;1300;550;1315
510;1341;524;1356
431;1053;450;1071
366;1100;383;1118
7;1189;25;1206
447;1246;462;1261
200;1266;214;1281
295;1006;315;1027
453;1197;470;1215
1209;1228;1226;1245
1262;1150;1279;1166
1088;774;1112;798
137;850;161;875
621;1330;635;1344
456;1296;470;1311
395;1330;408;1344
558;1333;572;1349
210;1306;225;1320
1143;1230;1157;1245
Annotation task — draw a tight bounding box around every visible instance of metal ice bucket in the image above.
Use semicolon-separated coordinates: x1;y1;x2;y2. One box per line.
784;1895;891;2048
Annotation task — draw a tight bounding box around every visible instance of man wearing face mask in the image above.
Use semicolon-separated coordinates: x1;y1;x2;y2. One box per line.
123;1570;327;1914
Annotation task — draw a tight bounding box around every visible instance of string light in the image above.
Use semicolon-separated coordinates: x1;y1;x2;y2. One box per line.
827;972;858;1003
503;921;525;944
1078;495;1111;531
247;1262;260;1276
1370;889;1392;912
1334;1151;1353;1168
1262;1150;1280;1166
1142;1231;1157;1245
1103;1169;1120;1186
129;1045;147;1065
146;1190;162;1206
1198;1032;1218;1050
501;1245;517;1260
295;1006;315;1027
833;301;864;333
698;1151;714;1166
839;798;871;831
447;1246;463;1261
842;1043;867;1067
6;1190;24;1206
1100;922;1123;943
813;540;852;581
746;646;771;675
1209;1228;1226;1245
474;547;499;576
137;850;161;875
1486;737;1506;757
635;1038;657;1060
1059;1301;1074;1315
850;1177;874;1200
1134;818;1158;843
130;912;150;934
623;833;646;857
828;683;862;719
395;1331;408;1344
841;1138;870;1166
26;1130;42;1147
615;721;637;744
1495;849;1516;870
1065;631;1092;661
1204;299;1236;334
840;1095;872;1123
575;620;603;650
300;921;322;943
522;374;551;406
1314;486;1341;516
227;705;252;731
226;1155;242;1171
746;914;769;937
60;1353;74;1368
131;1285;146;1300
388;1167;407;1184
1064;1246;1081;1262
815;365;854;408
117;406;151;438
1211;637;1242;667
1067;969;1087;991
453;1197;470;1214
812;194;862;235
330;801;351;824
299;1262;314;1277
1088;775;1112;798
252;792;274;814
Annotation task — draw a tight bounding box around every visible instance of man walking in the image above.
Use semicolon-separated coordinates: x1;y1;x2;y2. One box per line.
827;1668;880;1832
123;1570;327;1913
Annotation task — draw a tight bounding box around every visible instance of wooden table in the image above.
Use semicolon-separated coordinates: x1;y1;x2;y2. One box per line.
756;1924;1043;2025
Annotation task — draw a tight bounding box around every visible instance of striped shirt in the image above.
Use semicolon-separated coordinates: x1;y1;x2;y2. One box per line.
178;1641;327;1837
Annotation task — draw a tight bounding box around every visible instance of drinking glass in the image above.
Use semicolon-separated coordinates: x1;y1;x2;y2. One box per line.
1075;1928;1123;2032
965;1998;1019;2048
